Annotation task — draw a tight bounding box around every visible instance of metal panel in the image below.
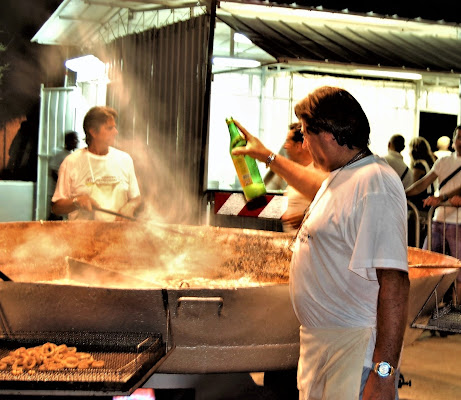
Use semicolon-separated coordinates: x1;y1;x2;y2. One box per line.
0;182;35;222
35;86;77;220
105;14;212;224
218;14;461;74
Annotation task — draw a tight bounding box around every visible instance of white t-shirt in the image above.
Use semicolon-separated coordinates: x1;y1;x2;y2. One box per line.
48;148;72;204
383;150;413;189
432;152;461;223
290;154;408;366
52;147;140;220
434;150;452;160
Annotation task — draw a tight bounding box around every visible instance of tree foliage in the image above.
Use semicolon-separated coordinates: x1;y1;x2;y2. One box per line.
0;42;7;85
0;40;9;129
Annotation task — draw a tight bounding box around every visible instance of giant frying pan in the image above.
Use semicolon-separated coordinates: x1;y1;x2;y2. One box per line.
0;221;459;375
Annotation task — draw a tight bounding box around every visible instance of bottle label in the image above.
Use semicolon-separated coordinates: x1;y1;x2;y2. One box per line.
233;156;253;186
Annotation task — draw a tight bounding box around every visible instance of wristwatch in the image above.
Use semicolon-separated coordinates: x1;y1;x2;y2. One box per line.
265;153;277;168
373;361;395;378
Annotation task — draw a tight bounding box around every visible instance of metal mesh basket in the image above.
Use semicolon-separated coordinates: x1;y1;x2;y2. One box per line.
427;304;461;334
0;331;166;395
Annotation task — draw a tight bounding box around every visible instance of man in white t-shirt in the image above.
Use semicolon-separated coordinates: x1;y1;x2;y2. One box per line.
232;86;409;400
384;134;413;189
434;136;452;160
52;106;142;221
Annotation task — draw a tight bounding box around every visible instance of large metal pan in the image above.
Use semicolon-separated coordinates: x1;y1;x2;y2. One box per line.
0;221;292;285
0;221;460;374
0;221;296;374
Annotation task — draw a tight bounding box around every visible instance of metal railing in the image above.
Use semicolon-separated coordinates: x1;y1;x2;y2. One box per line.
407;200;421;248
407;200;460;256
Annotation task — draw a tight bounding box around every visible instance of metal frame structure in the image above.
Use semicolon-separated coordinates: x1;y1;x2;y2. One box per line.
411;203;461;334
32;0;206;47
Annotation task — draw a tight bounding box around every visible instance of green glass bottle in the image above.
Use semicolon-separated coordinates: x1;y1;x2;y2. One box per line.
225;117;267;201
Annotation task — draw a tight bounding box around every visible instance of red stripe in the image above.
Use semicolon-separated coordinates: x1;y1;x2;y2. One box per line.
237;195;274;217
214;192;233;214
214;192;275;217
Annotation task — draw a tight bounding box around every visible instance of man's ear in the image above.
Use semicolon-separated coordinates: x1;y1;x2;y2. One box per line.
330;132;347;146
88;127;97;140
326;132;337;143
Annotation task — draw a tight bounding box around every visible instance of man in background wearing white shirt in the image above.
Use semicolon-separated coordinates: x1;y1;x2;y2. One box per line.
384;134;412;189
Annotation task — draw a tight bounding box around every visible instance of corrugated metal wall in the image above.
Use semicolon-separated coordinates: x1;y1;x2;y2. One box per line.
35;86;78;220
105;14;213;224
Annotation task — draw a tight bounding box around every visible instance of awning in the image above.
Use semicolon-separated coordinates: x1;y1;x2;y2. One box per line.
33;1;461;80
218;13;461;75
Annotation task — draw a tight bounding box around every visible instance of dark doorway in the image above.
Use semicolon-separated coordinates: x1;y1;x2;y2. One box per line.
419;111;458;153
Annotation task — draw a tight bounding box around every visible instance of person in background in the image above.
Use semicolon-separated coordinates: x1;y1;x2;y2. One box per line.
48;131;79;220
232;86;409;400
433;190;461;304
281;122;314;233
408;125;461;302
409;137;436;183
52;106;142;220
49;131;79;182
407;137;436;211
384;134;413;189
434;135;452;160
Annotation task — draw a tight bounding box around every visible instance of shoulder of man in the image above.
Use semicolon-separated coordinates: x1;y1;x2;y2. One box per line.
108;147;135;164
433;154;453;169
361;156;407;192
61;148;84;163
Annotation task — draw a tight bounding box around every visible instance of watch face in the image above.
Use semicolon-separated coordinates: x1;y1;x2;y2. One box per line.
377;362;391;377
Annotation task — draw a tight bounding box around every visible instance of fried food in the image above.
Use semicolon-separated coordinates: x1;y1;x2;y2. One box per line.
62;356;79;369
0;342;104;375
91;360;105;368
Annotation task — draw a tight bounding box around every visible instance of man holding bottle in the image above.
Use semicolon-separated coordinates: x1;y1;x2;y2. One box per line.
232;86;409;400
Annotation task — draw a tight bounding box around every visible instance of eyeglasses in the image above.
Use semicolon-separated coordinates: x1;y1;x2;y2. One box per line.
286;136;303;144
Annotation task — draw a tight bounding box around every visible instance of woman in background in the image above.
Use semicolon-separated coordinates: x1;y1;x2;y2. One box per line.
408;137;436;211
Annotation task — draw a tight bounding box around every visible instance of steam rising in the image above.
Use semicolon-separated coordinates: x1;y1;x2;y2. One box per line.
0;221;292;288
12;231;70;261
2;6;289;288
117;136;197;226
